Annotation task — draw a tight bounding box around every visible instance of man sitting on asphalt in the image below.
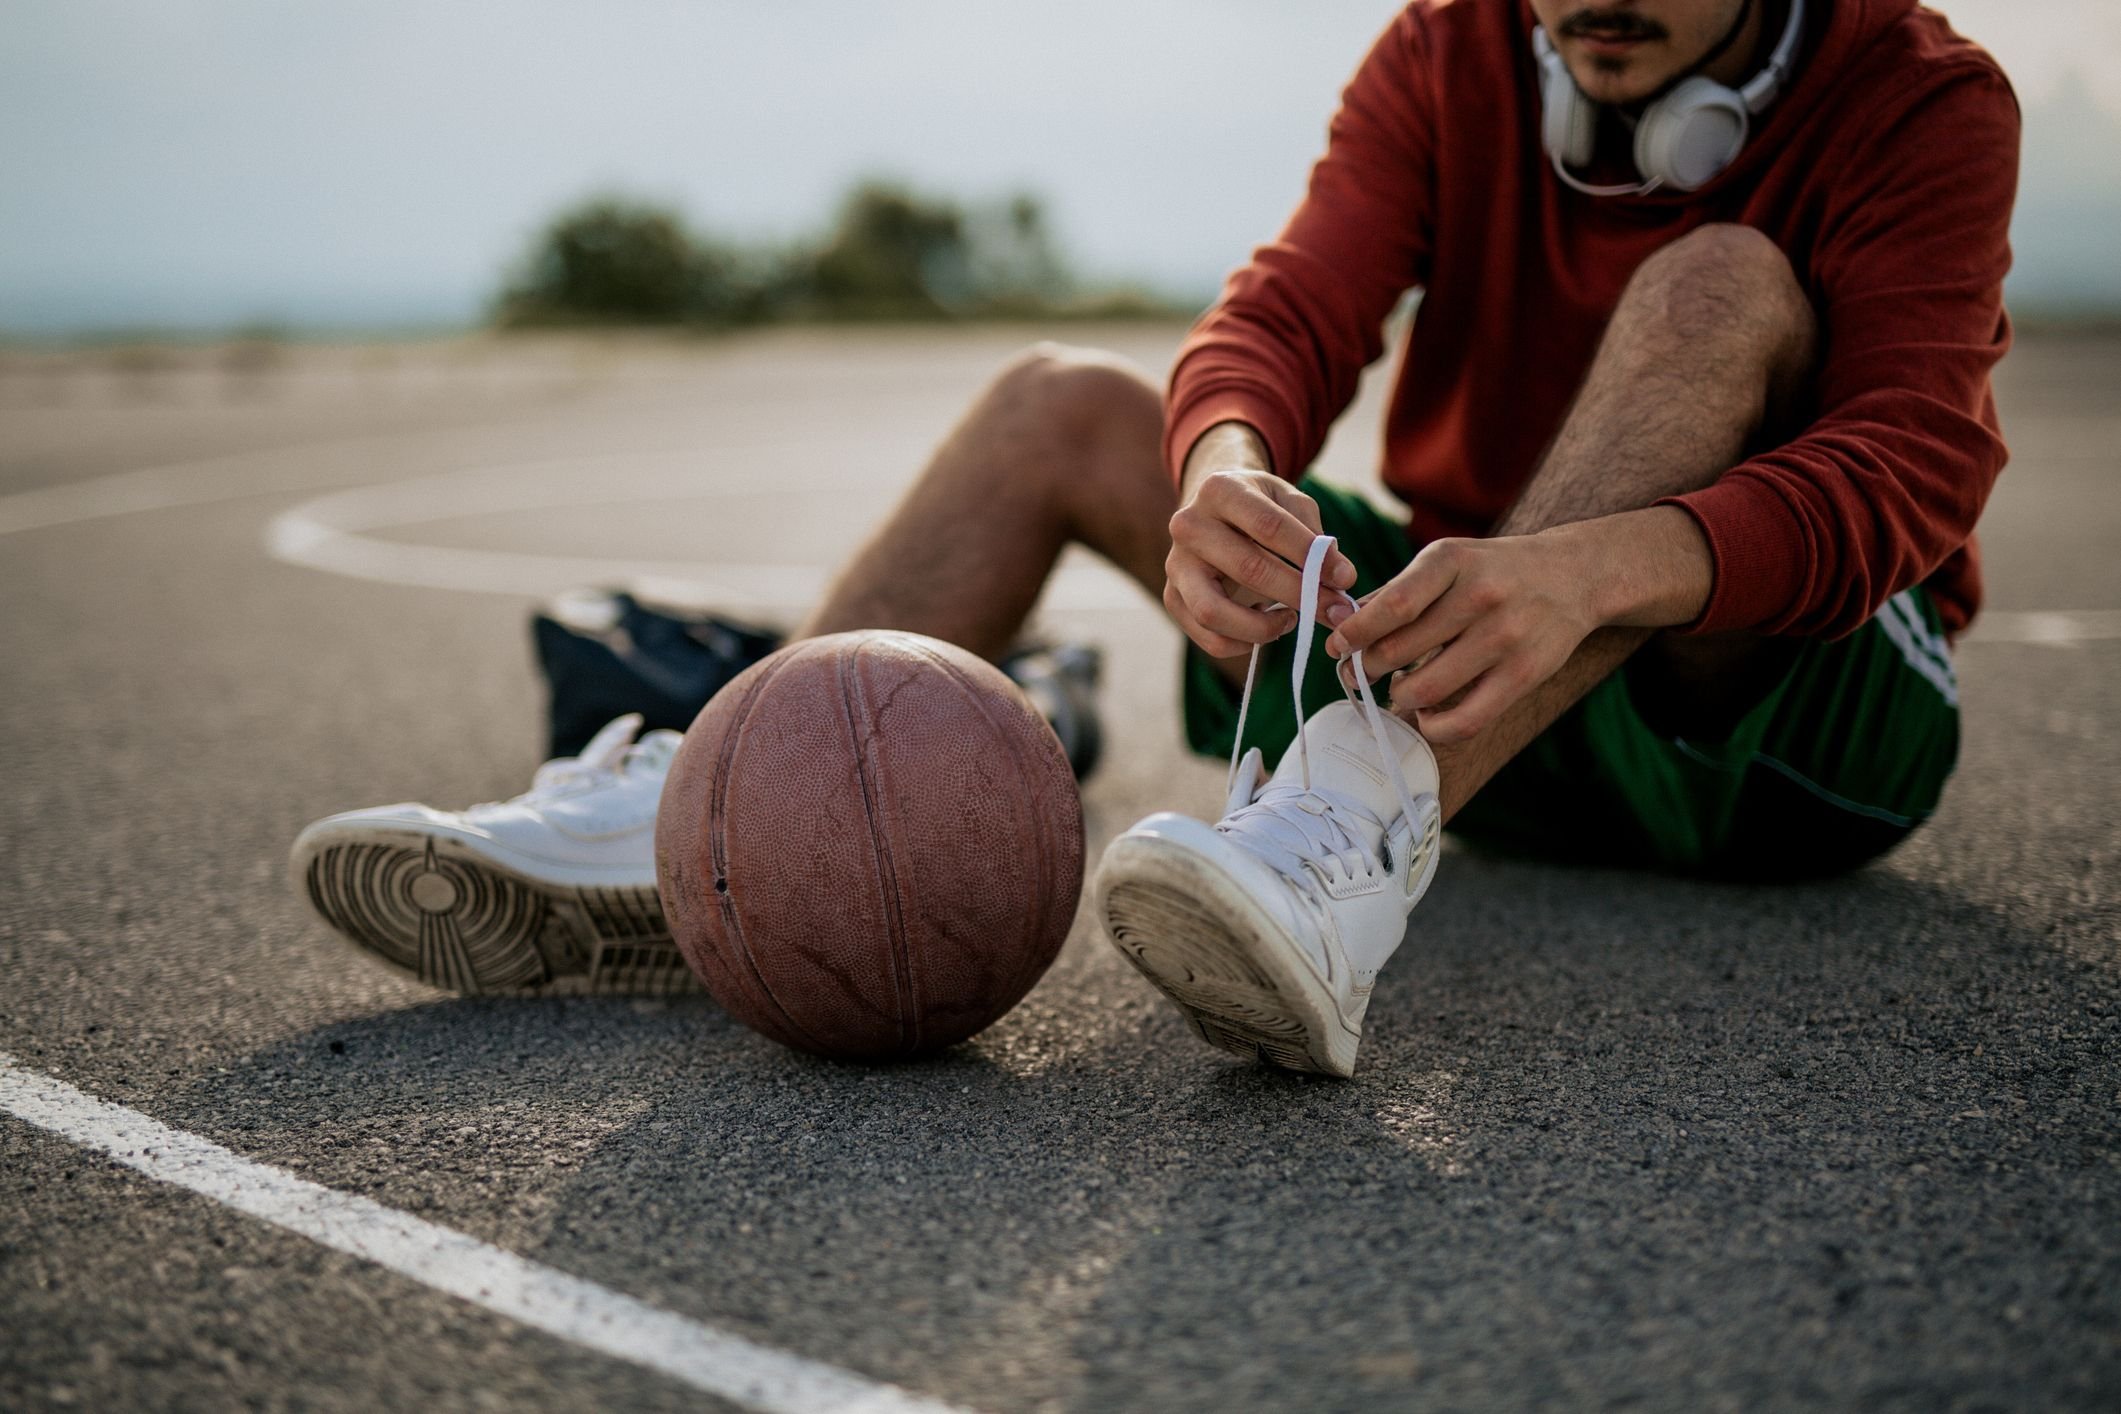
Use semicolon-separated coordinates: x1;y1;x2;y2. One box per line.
294;0;2018;1077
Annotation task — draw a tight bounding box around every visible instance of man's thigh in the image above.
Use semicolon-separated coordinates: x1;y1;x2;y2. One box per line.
1178;480;1962;880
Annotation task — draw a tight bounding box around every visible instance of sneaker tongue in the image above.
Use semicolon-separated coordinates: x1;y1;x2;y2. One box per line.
575;713;644;771
1268;702;1422;824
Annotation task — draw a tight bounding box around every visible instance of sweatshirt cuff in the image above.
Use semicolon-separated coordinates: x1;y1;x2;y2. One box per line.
1163;392;1307;492
1657;475;1810;636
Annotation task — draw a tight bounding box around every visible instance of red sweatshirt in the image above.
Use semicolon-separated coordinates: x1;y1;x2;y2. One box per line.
1165;0;2019;639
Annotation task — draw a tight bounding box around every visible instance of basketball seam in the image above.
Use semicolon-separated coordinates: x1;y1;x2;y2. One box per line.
710;646;834;1056
843;643;919;1055
916;643;1078;1006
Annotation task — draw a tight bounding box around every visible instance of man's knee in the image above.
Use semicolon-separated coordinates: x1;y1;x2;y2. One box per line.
983;342;1163;456
1617;223;1816;375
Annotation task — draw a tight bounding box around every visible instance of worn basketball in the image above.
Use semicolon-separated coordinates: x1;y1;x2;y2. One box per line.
655;630;1084;1060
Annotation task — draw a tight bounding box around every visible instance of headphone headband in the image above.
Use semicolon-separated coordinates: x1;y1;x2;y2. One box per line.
1738;0;1806;112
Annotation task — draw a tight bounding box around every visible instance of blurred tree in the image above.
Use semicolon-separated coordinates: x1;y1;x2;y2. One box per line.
964;193;1074;314
806;182;971;319
493;182;1174;329
498;198;723;326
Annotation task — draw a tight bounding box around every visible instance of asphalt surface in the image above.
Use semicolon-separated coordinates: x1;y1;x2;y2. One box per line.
1;325;2116;1412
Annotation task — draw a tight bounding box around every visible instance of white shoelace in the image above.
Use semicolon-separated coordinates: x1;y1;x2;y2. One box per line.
483;714;678;810
1219;536;1429;884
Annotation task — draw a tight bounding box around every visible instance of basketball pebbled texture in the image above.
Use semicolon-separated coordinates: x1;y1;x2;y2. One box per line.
655;630;1085;1060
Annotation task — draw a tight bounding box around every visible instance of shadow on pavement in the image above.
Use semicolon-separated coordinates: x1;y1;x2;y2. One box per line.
169;852;2120;1410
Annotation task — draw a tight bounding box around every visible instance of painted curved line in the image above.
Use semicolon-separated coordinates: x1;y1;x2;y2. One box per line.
8;431;2106;635
262;457;1148;610
0;428;457;537
0;431;883;539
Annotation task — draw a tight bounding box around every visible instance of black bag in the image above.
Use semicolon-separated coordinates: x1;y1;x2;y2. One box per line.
533;590;781;759
533;589;1102;778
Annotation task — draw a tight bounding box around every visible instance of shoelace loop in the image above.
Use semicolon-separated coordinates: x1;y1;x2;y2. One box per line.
1220;536;1429;879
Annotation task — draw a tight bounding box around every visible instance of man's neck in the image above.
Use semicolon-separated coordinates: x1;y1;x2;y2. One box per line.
1701;0;1787;90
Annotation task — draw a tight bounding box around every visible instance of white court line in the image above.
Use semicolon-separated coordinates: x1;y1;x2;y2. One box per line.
0;431;440;537
0;1053;973;1414
0;437;878;540
3;443;2111;632
262;459;1147;610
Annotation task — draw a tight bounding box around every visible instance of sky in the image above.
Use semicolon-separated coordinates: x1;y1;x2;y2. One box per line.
2;0;2117;335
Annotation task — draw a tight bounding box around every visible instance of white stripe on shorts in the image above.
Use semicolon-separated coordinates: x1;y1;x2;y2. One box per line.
1877;591;1960;707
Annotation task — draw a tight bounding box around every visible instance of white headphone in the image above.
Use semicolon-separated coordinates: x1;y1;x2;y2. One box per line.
1534;0;1805;195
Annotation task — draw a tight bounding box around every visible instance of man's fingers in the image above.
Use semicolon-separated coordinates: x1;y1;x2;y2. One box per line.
1201;477;1350;586
1186;625;1251;659
1391;630;1496;711
1166;561;1296;647
1341;594;1483;679
1327;540;1467;654
1162;579;1249;658
1180;515;1308;608
1195;590;1299;644
1417;667;1525;745
1188;472;1356;590
1267;485;1359;590
1280;485;1326;534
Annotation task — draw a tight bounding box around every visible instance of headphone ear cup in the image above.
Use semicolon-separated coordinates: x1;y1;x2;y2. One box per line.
1555;78;1597;169
1634;77;1750;191
1536;30;1597;169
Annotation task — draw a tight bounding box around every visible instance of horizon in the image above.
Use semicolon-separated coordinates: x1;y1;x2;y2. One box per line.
4;0;2118;338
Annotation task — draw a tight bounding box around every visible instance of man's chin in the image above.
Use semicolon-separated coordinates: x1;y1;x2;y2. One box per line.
1567;60;1668;106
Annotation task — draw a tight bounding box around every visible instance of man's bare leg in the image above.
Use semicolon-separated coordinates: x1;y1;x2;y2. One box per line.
798;343;1170;661
796;226;1811;829
1412;223;1818;819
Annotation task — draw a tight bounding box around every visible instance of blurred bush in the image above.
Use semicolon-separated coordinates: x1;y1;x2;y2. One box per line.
496;183;1172;328
808;182;972;319
496;199;720;326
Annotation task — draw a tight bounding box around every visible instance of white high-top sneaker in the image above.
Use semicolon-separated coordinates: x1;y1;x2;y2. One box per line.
1095;537;1442;1077
289;714;694;997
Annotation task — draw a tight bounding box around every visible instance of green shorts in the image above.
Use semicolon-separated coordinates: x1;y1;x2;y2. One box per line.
1182;478;1962;880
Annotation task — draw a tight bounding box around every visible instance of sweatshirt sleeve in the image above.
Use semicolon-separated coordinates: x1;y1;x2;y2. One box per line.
1661;68;2020;638
1163;9;1436;486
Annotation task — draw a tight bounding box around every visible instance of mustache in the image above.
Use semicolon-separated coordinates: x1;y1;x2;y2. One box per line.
1557;8;1671;41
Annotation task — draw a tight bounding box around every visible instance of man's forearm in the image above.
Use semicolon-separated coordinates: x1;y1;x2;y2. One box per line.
1543;505;1715;632
1179;421;1273;503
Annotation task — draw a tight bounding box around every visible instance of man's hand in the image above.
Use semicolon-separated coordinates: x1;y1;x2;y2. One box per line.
1165;423;1357;658
1323;507;1712;745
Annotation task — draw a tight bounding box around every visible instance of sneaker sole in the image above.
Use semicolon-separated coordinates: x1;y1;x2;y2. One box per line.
1096;836;1360;1078
293;829;699;997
